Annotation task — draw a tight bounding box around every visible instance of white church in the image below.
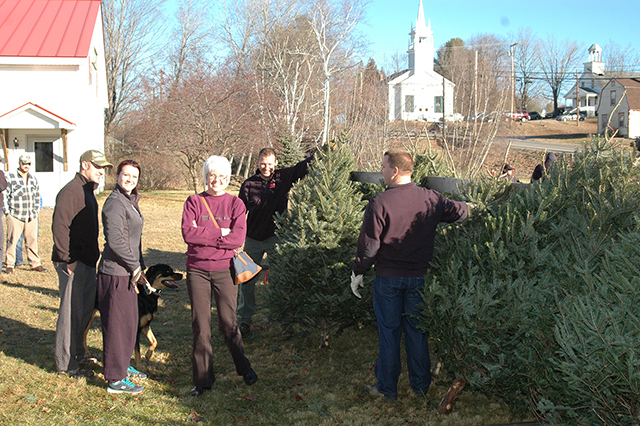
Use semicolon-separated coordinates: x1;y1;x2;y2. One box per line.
387;0;454;122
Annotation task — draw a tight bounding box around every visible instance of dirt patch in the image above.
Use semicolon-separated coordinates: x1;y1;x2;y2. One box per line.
497;117;598;141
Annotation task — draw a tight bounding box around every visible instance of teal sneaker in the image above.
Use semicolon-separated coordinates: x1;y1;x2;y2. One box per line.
108;378;144;394
127;366;148;380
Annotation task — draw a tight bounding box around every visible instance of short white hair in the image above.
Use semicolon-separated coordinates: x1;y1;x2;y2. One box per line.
202;155;231;188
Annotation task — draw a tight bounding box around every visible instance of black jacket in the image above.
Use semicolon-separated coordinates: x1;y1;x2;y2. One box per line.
51;173;100;266
239;155;312;241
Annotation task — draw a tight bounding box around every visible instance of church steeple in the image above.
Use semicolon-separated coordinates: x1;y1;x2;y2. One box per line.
407;0;434;73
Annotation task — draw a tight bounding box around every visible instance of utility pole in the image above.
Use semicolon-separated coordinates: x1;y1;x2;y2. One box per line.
509;42;518;126
575;70;580;127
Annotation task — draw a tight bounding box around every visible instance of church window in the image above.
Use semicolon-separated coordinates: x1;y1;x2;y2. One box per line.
405;95;414;113
434;96;443;113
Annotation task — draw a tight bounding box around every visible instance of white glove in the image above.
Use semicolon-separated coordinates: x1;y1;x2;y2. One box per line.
221;228;231;237
351;271;364;299
132;266;142;283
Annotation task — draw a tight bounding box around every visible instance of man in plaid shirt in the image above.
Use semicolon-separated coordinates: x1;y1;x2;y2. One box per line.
4;154;46;274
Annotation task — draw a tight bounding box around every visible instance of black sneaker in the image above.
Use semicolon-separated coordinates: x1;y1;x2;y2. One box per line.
243;368;258;386
127;366;147;380
239;323;251;337
60;368;94;378
190;386;211;397
108;378;144;394
364;384;397;401
281;323;294;339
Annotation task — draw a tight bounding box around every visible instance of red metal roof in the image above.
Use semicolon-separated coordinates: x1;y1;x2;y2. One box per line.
0;102;77;126
0;0;101;57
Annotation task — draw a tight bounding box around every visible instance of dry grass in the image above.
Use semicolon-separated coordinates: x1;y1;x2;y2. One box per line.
0;190;533;425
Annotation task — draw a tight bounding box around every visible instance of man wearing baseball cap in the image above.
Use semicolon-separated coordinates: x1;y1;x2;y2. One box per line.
3;154;45;274
52;149;113;377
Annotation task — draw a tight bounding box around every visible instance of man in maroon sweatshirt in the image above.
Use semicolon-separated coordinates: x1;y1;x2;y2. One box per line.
351;148;469;401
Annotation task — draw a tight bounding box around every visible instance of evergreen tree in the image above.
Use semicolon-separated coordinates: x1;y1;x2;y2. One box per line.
276;134;305;168
419;137;640;423
267;131;374;347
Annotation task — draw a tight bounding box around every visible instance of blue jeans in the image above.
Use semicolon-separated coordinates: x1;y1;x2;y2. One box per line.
373;275;431;396
237;236;276;325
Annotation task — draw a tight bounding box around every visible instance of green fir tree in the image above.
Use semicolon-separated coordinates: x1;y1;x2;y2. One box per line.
276;135;305;168
267;131;375;347
419;136;640;423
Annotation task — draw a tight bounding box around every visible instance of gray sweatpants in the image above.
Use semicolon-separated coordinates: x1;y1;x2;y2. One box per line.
54;262;97;372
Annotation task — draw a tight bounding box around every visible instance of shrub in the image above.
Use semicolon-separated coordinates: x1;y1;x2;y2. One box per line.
419;137;640;424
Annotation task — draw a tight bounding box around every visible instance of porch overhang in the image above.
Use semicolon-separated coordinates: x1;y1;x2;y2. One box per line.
0;102;76;171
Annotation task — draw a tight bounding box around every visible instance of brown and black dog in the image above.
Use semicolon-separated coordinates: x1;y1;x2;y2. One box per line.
82;264;182;371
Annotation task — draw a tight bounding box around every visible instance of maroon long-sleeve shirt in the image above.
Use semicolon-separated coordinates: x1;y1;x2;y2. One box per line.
353;182;468;277
182;192;246;272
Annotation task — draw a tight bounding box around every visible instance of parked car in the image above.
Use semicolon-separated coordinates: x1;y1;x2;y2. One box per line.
544;112;555;119
528;111;542;120
504;110;530;122
556;109;586;121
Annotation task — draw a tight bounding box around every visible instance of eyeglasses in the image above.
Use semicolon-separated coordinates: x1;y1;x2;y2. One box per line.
208;173;228;181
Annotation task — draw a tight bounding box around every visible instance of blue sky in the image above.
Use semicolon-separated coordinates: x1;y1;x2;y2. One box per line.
361;0;640;69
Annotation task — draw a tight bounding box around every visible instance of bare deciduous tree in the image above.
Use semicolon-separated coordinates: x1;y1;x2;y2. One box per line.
537;34;583;115
309;0;368;146
102;0;166;136
603;40;640;76
511;27;542;110
168;0;213;86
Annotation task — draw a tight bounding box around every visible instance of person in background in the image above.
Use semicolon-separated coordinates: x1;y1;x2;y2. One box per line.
531;152;557;182
3;154;45;274
52;150;112;377
0;156;7;273
182;155;257;397
351;148;469;401
97;160;148;394
15;195;41;268
237;148;313;337
500;164;520;183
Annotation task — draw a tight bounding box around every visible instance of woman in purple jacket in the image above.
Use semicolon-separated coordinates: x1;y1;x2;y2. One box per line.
181;155;257;397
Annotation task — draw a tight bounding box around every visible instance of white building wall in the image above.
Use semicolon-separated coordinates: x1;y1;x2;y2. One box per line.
629;110;640;139
0;12;108;206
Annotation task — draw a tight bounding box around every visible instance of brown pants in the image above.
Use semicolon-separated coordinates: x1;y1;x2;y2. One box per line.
5;214;40;268
187;268;251;387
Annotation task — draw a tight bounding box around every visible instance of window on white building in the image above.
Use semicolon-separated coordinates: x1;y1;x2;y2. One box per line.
35;142;54;172
405;95;414;113
434;96;443;113
619;113;625;128
611;91;616;106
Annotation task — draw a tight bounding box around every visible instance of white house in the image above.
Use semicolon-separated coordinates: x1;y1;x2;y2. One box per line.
597;78;640;139
0;0;108;207
387;0;454;122
564;44;640;118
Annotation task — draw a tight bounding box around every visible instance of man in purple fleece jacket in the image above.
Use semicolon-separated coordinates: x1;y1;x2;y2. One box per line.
351;148;469;401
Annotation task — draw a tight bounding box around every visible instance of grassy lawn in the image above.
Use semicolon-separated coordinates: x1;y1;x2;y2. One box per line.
0;189;533;425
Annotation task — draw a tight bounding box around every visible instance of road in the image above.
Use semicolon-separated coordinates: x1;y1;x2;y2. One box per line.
495;136;582;153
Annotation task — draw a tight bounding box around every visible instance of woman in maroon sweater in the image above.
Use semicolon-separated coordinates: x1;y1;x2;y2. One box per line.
181;155;257;397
